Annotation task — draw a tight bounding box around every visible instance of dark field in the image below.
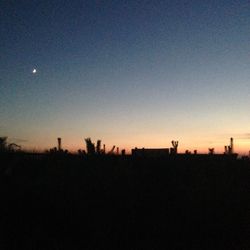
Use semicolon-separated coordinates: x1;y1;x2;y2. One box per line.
0;153;249;249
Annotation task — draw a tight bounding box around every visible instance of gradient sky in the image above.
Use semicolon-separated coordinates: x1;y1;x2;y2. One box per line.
1;0;250;154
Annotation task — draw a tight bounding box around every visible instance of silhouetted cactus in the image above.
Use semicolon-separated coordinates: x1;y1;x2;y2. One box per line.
85;138;95;155
224;145;232;155
108;145;116;154
96;140;101;154
208;148;214;155
46;138;69;154
171;140;178;154
230;137;234;153
57;138;62;151
84;138;106;155
224;138;234;155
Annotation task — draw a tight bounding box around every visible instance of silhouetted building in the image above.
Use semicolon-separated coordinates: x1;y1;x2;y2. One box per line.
132;148;170;157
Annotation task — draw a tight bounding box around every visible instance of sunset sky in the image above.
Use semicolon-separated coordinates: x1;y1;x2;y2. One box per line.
1;0;250;154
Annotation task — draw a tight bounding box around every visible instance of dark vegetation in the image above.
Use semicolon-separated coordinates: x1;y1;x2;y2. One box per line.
0;151;249;250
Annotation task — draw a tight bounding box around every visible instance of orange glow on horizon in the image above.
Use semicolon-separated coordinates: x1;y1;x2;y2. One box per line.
22;137;250;156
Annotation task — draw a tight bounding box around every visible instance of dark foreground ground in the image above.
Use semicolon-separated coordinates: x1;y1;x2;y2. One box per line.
0;153;249;249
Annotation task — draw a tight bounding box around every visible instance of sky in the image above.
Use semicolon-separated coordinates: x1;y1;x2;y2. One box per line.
1;0;250;154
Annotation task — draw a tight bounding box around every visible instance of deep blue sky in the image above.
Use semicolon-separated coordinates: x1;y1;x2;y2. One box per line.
1;0;250;153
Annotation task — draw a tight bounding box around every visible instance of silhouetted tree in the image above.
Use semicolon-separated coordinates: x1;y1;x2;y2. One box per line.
78;149;86;155
0;137;8;151
8;143;21;151
85;138;95;155
0;137;21;152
